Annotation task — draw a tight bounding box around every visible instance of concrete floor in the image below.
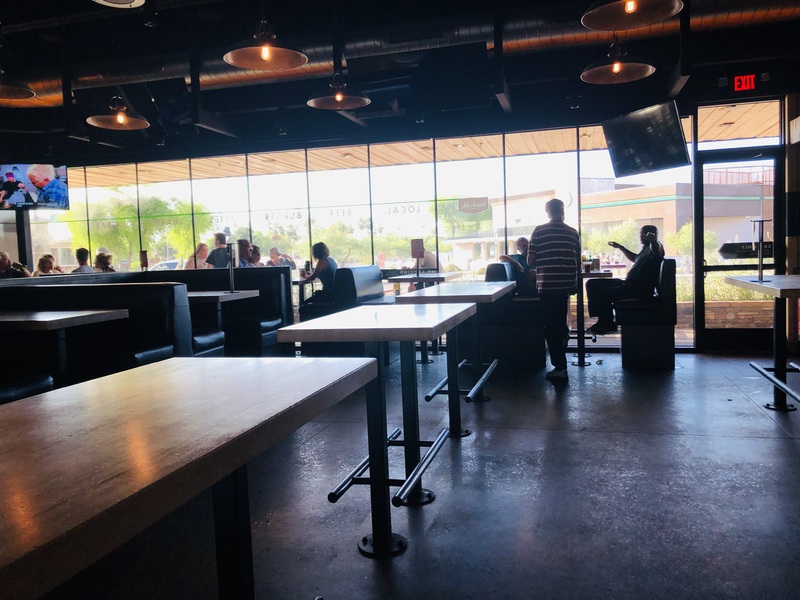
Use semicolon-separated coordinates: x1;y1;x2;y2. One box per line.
47;349;800;599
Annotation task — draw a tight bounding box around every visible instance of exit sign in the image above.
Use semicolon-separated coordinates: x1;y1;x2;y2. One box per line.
734;74;756;92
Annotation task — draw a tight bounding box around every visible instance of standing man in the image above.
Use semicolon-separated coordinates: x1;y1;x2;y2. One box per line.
527;198;580;382
585;225;665;334
206;232;230;268
237;239;253;268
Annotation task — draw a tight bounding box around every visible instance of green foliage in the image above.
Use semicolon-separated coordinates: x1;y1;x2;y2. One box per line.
664;221;719;262
435;197;492;239
582;220;639;258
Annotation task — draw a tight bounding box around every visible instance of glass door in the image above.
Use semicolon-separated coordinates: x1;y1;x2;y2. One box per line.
694;146;784;351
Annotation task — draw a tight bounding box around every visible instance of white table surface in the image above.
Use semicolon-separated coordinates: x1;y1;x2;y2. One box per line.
0;309;129;331
187;289;259;302
277;303;477;343
724;275;800;298
394;281;515;304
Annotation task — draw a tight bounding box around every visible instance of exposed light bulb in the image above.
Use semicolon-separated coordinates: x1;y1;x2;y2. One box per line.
261;45;270;60
116;112;126;125
625;1;637;13
612;61;622;74
334;91;344;102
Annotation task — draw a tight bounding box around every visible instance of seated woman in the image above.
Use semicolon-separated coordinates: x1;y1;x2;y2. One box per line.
94;252;117;272
499;236;536;296
33;253;63;276
300;242;337;305
248;245;265;267
183;242;210;269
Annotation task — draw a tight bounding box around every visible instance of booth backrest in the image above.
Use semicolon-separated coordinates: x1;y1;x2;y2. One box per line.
333;265;386;310
485;262;515;282
0;282;193;376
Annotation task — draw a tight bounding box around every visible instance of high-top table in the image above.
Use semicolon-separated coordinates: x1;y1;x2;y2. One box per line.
277;302;476;557
0;356;377;599
187;289;259;329
724;275;800;412
0;309;129;386
387;271;463;361
395;281;516;402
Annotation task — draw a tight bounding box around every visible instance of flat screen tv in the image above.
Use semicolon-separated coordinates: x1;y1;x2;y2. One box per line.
601;101;691;178
0;163;69;210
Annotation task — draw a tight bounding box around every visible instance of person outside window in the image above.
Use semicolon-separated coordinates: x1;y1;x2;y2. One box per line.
585;225;665;335
206;232;230;268
0;251;31;278
237;239;254;268
33;254;63;276
249;245;265;267
72;247;95;273
527;198;580;382
183;243;210;269
94;252;117;272
266;246;296;268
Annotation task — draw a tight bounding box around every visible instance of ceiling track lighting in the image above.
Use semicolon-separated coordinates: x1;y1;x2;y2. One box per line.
86;96;150;130
92;0;146;8
581;0;684;31
223;17;308;70
580;37;655;84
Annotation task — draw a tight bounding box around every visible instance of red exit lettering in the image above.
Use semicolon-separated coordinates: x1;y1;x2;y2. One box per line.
734;74;756;91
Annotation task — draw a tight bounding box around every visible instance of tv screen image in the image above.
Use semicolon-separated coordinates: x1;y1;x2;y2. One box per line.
0;164;69;210
601;101;691;178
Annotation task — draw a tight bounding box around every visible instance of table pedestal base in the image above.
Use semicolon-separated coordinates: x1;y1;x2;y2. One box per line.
765;402;797;412
358;533;408;557
401;488;436;506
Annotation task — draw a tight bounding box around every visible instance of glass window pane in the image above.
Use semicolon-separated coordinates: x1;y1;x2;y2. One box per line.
370;141;435;270
307;145;371;266
435;135;504;276
248;150;309;266
697;101;780;150
85;164;139;270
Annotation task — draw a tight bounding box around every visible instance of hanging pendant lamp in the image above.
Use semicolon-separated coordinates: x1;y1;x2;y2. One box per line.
0;65;35;99
223;16;307;70
307;33;370;110
86;96;150;130
580;38;655;84
92;0;146;7
581;0;684;31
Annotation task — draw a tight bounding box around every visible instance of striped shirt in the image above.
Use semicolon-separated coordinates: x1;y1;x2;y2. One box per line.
528;221;580;294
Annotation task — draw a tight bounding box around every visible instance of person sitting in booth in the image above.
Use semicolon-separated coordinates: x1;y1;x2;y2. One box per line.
300;242;337;305
72;247;95;274
94;252;117;273
585;225;665;335
237;239;254;268
249;245;265;267
183;243;210;269
499;236;537;296
0;251;31;278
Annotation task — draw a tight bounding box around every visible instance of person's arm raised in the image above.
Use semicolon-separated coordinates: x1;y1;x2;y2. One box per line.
608;240;637;262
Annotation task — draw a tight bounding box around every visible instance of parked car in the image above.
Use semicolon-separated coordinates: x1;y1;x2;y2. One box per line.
150;260;179;271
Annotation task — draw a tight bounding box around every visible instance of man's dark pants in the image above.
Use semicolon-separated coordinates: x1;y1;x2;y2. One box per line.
586;278;651;324
539;292;570;370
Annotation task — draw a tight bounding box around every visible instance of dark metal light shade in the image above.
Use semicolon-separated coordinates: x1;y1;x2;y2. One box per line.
581;0;683;31
223;19;308;71
307;75;371;110
581;58;655;84
86;96;150;130
223;44;308;71
0;76;35;100
580;38;655;84
92;0;145;7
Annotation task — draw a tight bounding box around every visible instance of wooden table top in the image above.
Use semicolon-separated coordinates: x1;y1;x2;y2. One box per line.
0;309;129;332
394;281;516;304
277;303;477;343
386;272;462;284
582;270;614;279
292;278;315;286
0;356;376;598
186;289;259;303
724;274;800;298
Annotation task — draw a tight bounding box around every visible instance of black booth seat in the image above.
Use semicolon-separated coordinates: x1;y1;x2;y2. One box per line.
0;374;54;406
299;265;388;321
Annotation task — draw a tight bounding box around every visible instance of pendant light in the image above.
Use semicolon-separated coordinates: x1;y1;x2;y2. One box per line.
0;64;35;99
580;37;655;84
92;0;146;7
223;5;307;70
581;0;684;31
86;96;150;130
307;35;370;110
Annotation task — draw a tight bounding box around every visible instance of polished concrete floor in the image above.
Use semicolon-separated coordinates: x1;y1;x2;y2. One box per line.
48;349;800;599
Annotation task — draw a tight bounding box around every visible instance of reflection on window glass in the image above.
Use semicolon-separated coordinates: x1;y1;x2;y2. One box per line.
307;146;370;266
370;141;435;270
697;101;780;150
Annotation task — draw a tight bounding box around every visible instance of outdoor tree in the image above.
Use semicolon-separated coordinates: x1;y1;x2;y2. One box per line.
434;198;491;239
